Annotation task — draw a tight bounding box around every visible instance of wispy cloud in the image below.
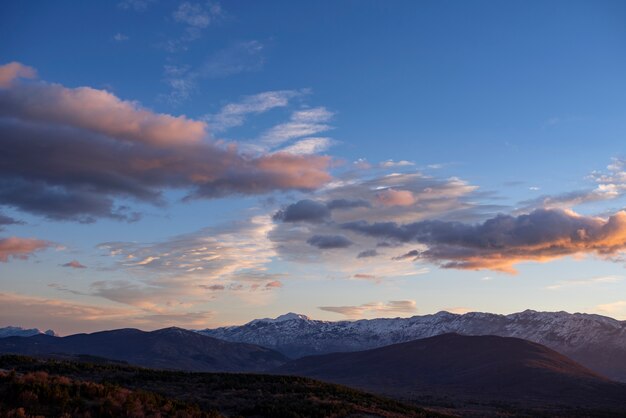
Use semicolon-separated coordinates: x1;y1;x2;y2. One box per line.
203;40;265;77
162;1;223;52
117;0;154;12
260;107;333;149
203;90;305;133
519;158;626;212
594;300;626;319
319;300;417;318
280;137;334;155
0;292;214;335
113;33;129;42
93;216;284;311
546;275;622;290
161;41;266;104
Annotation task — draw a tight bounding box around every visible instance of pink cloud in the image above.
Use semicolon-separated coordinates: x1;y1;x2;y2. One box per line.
0;62;36;88
0;236;51;262
376;188;416;207
62;260;87;269
0;62;333;221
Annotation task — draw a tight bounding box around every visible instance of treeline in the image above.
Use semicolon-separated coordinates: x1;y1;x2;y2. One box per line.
0;369;221;418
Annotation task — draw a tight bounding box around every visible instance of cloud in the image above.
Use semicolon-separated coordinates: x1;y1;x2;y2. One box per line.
307;234;353;249
375;188;416;207
0;213;22;231
0;62;36;88
319;300;417;318
269;169;482;281
0;236;51;262
264;280;283;289
203;40;265;77
118;0;153;11
95;216;284;310
326;199;371;210
273;199;330;223
260;107;333;149
280;137;334;155
344;208;626;273
113;33;129;41
443;307;473;314
594;300;626;319
0;62;332;222
380;160;414;168
273;198;373;224
162;1;222;51
203;90;304;133
173;2;219;30
357;249;379;258
519;158;626;211
62;260;87;269
161;41;265;102
0;292;213;335
546;275;622;290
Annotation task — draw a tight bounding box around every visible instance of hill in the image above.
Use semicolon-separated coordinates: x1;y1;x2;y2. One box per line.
0;355;443;418
0;327;286;372
276;333;626;414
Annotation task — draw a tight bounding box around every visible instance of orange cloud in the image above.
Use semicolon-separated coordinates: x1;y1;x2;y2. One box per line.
345;209;626;273
0;236;51;262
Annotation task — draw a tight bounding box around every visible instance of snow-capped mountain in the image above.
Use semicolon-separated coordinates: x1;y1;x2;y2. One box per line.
0;326;57;338
197;310;626;382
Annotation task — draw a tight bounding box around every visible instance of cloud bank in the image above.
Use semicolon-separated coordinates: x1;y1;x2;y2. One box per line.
344;208;626;273
0;62;332;222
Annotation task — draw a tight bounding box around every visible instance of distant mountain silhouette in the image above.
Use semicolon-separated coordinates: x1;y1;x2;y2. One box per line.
0;327;287;372
276;333;626;410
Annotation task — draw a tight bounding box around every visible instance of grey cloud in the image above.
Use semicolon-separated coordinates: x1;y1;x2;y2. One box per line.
0;71;331;222
62;260;87;269
0;213;21;231
357;249;379;258
273;199;330;223
326;199;371;210
344;208;626;273
307;234;353;249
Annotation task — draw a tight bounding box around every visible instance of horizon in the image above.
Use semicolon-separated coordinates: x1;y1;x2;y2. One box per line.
5;307;625;337
2;0;626;336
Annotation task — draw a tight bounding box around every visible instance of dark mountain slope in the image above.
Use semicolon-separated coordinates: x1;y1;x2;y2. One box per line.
276;333;626;411
0;355;445;418
0;327;286;372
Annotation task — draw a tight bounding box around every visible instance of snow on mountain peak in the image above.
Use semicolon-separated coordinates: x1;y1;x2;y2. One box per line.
275;313;310;322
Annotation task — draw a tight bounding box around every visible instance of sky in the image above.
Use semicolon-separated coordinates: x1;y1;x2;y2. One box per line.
1;0;626;335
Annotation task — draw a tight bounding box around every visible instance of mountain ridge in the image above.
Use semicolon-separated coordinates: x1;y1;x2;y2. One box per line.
198;309;626;382
0;326;287;372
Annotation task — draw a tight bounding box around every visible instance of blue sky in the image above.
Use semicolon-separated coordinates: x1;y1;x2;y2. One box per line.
1;0;626;334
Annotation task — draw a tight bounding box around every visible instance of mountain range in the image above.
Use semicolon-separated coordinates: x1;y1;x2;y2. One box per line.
0;326;57;338
0;327;286;372
198;309;626;382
